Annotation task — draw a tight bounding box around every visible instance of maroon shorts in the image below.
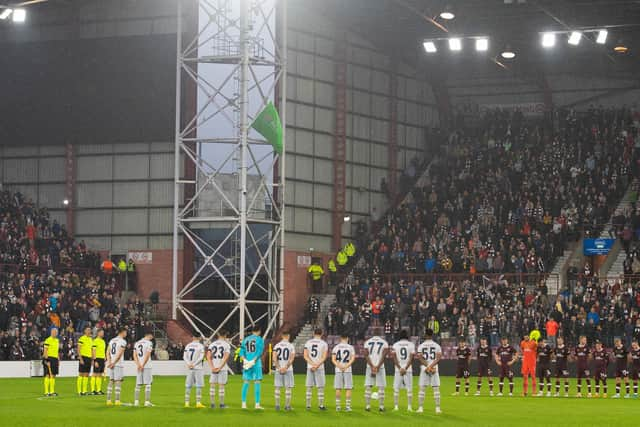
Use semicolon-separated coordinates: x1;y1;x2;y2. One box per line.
456;366;470;379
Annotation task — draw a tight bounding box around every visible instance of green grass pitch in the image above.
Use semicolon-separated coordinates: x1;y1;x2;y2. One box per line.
0;375;638;426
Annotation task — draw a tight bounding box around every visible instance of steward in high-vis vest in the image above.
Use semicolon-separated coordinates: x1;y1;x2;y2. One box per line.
336;250;348;266
327;259;337;287
344;242;356;258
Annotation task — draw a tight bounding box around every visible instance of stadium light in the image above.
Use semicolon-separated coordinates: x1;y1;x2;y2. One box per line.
501;45;516;59
568;31;582;46
614;41;628;53
0;9;12;20
475;38;489;51
62;199;69;206
423;41;437;53
343;215;351;222
596;29;608;44
12;8;25;23
542;32;556;48
449;38;462;51
439;7;455;20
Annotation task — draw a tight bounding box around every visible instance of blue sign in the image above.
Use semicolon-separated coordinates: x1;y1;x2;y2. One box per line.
583;238;615;256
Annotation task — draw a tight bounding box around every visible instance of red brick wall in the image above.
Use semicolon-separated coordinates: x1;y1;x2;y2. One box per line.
283;249;331;327
130;249;183;304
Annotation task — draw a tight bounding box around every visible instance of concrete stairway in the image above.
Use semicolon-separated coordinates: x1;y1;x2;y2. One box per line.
292;293;336;354
545;248;574;295
598;179;639;278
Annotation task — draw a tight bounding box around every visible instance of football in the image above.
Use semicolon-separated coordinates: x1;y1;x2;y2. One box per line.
371;391;379;400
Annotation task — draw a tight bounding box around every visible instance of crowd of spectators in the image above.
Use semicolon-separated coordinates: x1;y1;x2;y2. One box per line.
325;105;640;350
0;190;154;360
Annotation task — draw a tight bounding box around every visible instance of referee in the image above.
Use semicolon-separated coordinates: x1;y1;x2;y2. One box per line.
77;326;93;396
43;327;60;397
91;328;106;395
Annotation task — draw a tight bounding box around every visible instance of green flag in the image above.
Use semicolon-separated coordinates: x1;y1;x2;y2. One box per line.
251;102;283;154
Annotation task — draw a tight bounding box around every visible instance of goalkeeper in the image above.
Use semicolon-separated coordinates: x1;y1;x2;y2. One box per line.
239;324;265;410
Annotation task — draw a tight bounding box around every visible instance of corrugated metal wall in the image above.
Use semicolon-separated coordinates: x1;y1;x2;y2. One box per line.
0;142;176;253
285;2;440;252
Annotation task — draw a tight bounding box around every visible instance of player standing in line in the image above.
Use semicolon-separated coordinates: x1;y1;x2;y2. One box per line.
363;334;389;411
91;328;106;395
331;333;355;412
42;327;60;397
183;331;206;408
630;340;640;397
391;330;415;411
240;324;265;410
273;331;296;411
573;335;592;397
520;334;537;397
475;337;493;396
592;340;609;398
133;330;155;407
77;326;93;396
416;328;442;415
105;327;127;406
612;338;630;398
553;336;570;397
453;338;471;396
207;330;231;409
495;337;517;396
303;328;328;410
536;338;553;397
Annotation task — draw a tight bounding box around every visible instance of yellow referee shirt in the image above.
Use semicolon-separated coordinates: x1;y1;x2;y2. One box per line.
92;337;106;359
44;336;59;359
78;335;93;358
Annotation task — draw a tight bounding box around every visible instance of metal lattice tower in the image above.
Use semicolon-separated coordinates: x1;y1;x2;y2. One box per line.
172;0;286;342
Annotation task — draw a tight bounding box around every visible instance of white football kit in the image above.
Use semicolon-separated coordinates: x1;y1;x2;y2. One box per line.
273;340;295;388
392;339;416;390
304;338;328;388
208;339;231;385
332;342;355;390
364;336;389;387
184;341;206;388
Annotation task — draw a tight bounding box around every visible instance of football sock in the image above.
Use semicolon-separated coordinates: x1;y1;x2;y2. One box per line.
318;389;324;407
50;378;55;393
335;396;341;410
455;381;460;393
532;378;536;393
634;382;638;394
97;377;103;392
433;386;441;409
275;387;281;406
477;380;482;391
509;381;514;393
82;376;89;393
134;385;141;402
407;390;412;407
106;381;112;401
523;378;528;394
77;376;83;394
365;386;371;406
285;388;292;407
145;384;151;402
219;386;225;405
489;380;493;392
44;377;50;394
210;385;215;405
115;383;121;401
465;381;469;394
625;383;630;394
196;386;202;404
345;397;351;409
418;387;425;406
241;382;249;403
499;381;504;393
306;387;312;407
254;381;261;404
91;377;96;393
394;391;399;406
185;385;191;404
378;388;385;407
586;380;591;394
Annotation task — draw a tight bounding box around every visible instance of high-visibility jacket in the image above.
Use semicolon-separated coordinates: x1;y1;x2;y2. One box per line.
328;259;337;273
308;264;324;281
336;250;348;266
127;261;136;272
344;242;356;257
117;259;127;272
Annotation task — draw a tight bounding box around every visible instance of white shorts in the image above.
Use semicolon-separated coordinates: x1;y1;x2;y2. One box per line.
186;369;204;388
305;368;326;388
365;365;387;387
393;371;413;391
136;368;153;385
210;370;228;385
419;370;440;388
109;366;124;382
334;371;353;390
274;370;295;388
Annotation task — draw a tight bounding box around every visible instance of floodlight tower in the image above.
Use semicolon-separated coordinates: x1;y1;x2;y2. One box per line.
172;0;286;342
